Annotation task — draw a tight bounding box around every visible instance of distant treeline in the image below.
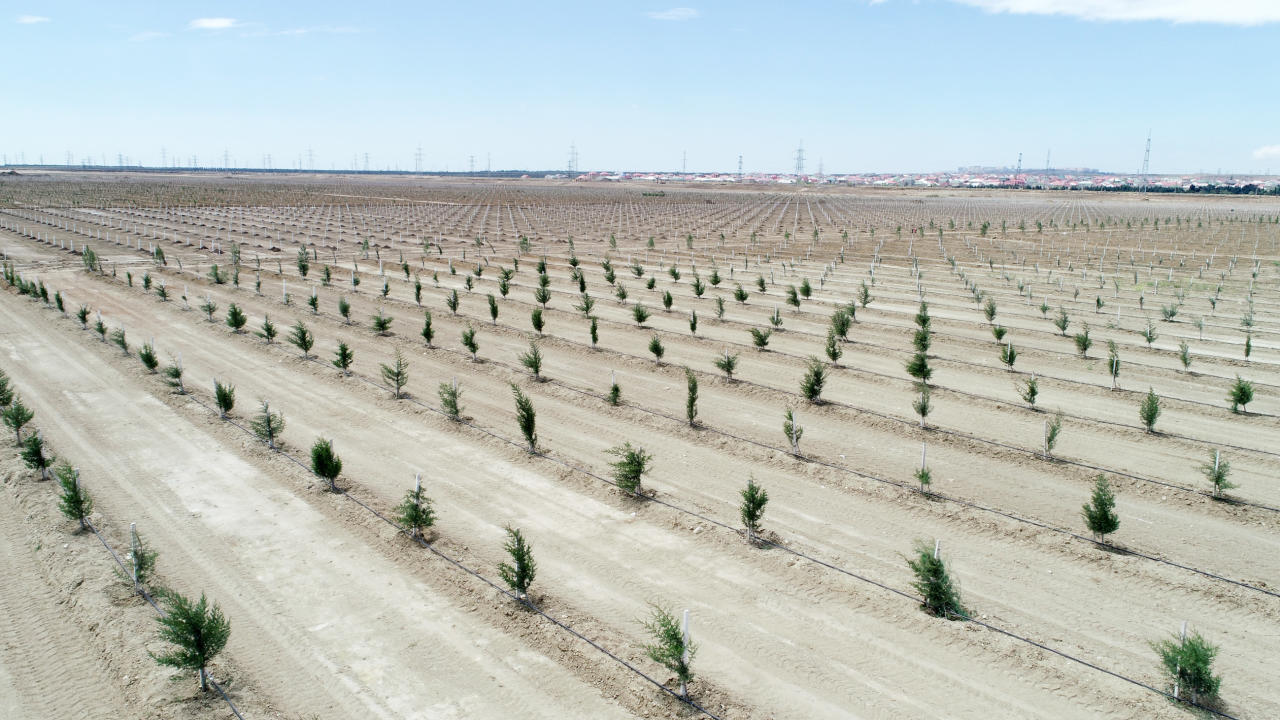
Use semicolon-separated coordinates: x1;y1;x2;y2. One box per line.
1088;183;1280;195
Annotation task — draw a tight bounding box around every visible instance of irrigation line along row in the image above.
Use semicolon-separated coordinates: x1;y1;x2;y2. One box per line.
53;283;1238;719
290;336;1243;720
16;233;1280;517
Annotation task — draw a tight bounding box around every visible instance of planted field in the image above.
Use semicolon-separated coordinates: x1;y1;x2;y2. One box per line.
2;175;1278;719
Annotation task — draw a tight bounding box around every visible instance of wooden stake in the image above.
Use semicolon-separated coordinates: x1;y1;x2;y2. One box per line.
681;609;691;699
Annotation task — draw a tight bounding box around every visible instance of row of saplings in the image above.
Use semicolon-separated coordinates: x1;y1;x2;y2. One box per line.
9;273;1233;709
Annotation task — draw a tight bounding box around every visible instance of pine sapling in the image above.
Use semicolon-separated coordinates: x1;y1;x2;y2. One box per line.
1081;475;1120;543
1138;388;1161;433
741;478;769;544
607;441;652;496
1073;323;1092;358
800;356;828;403
607;371;621;406
288;321;314;358
249;400;286;450
21;432;54;480
338;296;352;324
905;351;932;384
213;380;235;419
633;302;651;326
1107;340;1121;390
163;357;186;394
259;315;277;343
749;327;772;350
512;383;537;452
439;379;463;420
225;303;247;332
1000;342;1017;370
648;334;665;364
396;476;436;540
138;341;159;372
1043;410;1064;458
111;328;129;355
1019;374;1039;408
421;311;435;347
530;307;544;335
200;297;218;322
907;540;965;619
332;341;354;375
498;527;537;603
381;349;410;398
520;341;544;381
462;323;479;361
371;309;393;335
783;408;803;455
1152;628;1222;706
684;367;698;426
55;464;93;530
1227;376;1254;414
913;386;932;428
826;329;843;366
1201;450;1235;498
714;349;740;381
151;590;231;692
310;437;342;491
641;604;696;699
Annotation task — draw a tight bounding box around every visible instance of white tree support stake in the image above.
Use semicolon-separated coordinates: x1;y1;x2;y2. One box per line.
1174;620;1187;699
681;609;691;699
130;522;140;592
934;539;940;559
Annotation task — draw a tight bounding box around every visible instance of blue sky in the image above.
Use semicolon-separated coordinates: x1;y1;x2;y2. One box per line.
5;1;1280;174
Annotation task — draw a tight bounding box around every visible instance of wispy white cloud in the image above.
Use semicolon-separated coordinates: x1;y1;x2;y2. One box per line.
1253;145;1280;160
129;30;169;42
950;0;1280;26
647;7;699;21
188;17;239;30
16;15;50;24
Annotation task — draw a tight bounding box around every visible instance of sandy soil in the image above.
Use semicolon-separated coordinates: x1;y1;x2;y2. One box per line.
1;181;1277;719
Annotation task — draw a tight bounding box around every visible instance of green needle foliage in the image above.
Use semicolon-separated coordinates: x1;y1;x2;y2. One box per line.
688;309;697;335
487;293;498;324
607;441;652;496
1053;307;1070;336
1107;340;1121;390
800;356;828;403
1227;376;1254;414
520;342;544;381
740;478;769;544
633;302;651;326
395;481;436;540
641;604;696;699
1141;319;1158;347
56;464;93;530
1082;475;1120;543
249;400;286;450
0;369;10;407
1152;630;1222;706
288;321;314;358
1072;323;1092;358
439;379;463;420
531;307;544;335
1138;388;1161;433
445;288;459;314
912;327;932;354
200;298;218;322
1019;374;1039;408
825;330;843;365
714;296;725;319
163;358;185;394
589;316;599;347
213;380;235;419
151;590;231;692
94;317;107;341
310;437;342;491
371;310;393;335
783;408;802;455
296;247;310;277
1044;410;1064;458
907;540;965;619
225;303;247;332
111;328;129;355
734;284;749;304
338;296;352;324
913;387;932;428
533;286;551;308
126;528;158;591
462;323;479;361
755;275;766;292
607;375;621;406
685;367;698;426
991;325;1007;343
512;383;537;452
999;343;1017;370
76;305;90;328
662;290;674;311
830;309;852;341
785;285;801;309
905;352;932;384
497;527;537;602
421;311;435;347
1201;450;1235;497
983;297;997;323
769;306;783;328
381;349;410;398
858;281;872;307
575;292;595;316
615;282;628;303
258;315;277;343
714;350;740;381
749;327;772;350
138;342;159;373
332;341;354;375
21;432;54;480
648;334;665;364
